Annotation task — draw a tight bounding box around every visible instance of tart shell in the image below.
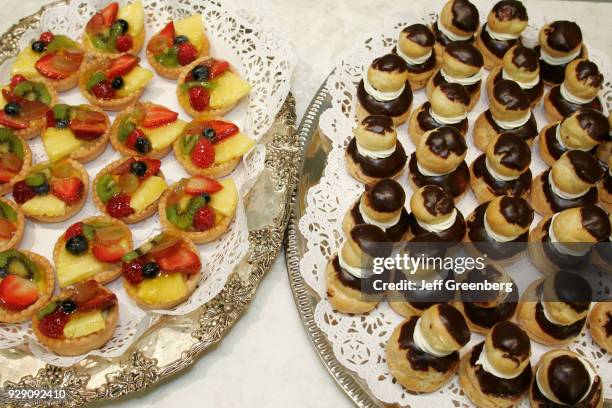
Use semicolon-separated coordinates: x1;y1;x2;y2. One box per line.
0;138;32;196
0;198;25;252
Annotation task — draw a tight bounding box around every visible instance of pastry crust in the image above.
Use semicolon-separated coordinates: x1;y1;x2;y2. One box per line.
473;112;534;152
0;198;24;252
82;29;145;60
0;140;31;196
345;148;404;185
355;100;410;126
474;30;504;70
588;302;612;353
537;124;559;167
426;75;481;112
543;88;565;125
0;250;54;323
11;78;58;140
407;169;468;204
325;256;379;314
469;161;530;204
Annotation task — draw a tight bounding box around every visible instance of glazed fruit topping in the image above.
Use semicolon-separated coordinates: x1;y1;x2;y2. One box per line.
38;309;70;338
0;78;52;129
135;158;160;180
188;86;209;111
77;287;117;312
106;193;134;218
184;176;222;195
190;65;209;81
0;274;39;311
126;129;152;154
50;177;84;205
115;34;133;52
69;109;107;140
190;138;215;168
156;245;201;274
92;244;126;263
147;235;182;258
0;217;16;240
60;299;77;313
64;222;84;241
130;161;147;177
141;105;178;128
66;235;88;255
149;21;198;67
35;51;83;80
40;31;54;45
142;261;160;279
122;258;144;285
86;2;118;34
193;206;215;231
64;221;127;263
177;42;197;66
107;54;139;78
12;181;35;204
91;81;116;100
203;120;239;143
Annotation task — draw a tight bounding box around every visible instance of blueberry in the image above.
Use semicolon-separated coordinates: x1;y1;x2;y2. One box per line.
174;35;189;45
202;127;216;141
4;102;20;117
111;76;124;90
55;118;69;129
134;137;151;154
142;262;160;279
116;19;129;34
191;65;209;82
0;268;7;278
201;193;211;203
60;300;77;314
31;40;46;53
130;161;147;176
66;235;88;255
33;182;50;195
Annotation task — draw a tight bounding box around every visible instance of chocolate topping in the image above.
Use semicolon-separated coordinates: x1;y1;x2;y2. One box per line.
491;321;530;361
605;312;612;337
439;81;470;105
366;178;405;213
417;102;469;134
576;109;609;142
362;115;394;135
491;69;544;105
539;45;587;85
492;0;528;22
445;41;484;67
331;256;380;294
438;304;470;346
398;317;459;372
494;132;531;171
484;110;538;143
511;46;539;72
481;23;517;59
371;54;408;73
408;210;466;243
545;21;583;52
451;0;479;32
347;138;407;178
540;169;598;212
402;23;435;47
548;84;603;118
493;79;530;110
421;185;454;216
552;271;591;313
580;206;611;241
566;150;604;184
576;60;604;88
433;21;475;48
472;154;532;197
547;355;592;405
409;154;470;199
350;224;390;257
470;343;532;397
544;124;568;160
425;126;467;158
350;203;410;242
357;79;413;117
461;269;519;328
433;70;481;96
532;370;601;408
498;196;533;228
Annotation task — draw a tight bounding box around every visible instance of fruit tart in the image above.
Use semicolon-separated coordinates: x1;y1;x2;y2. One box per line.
146;15;210;79
54;216;133;288
82;1;145;58
0;249;54;323
0;74;57;139
0;128;32;195
43;103;110;163
94;156;167;224
159;176;238;244
174;118;254;178
79;54;153;111
176;56;251;117
121;232;201;309
32;280;118;356
110;102;186;158
13;160;87;222
0;198;24;252
12;31;84;92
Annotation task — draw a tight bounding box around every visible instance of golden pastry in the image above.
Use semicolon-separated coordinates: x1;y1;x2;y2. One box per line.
595;113;612;164
538;20;587;85
588;302;612;353
432;0;480;57
407;185;466;242
393;24;436;90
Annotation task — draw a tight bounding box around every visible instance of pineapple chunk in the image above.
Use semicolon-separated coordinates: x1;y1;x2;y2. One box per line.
63;310;106;338
11;47;41;79
116;66;153;97
130;176;167;212
117;0;144;37
136;273;186;304
22;195;66;217
143;119;187;151
210;178;238;217
209;72;251;110
56;245;107;287
43;128;84;162
175;14;206;53
214;132;255;164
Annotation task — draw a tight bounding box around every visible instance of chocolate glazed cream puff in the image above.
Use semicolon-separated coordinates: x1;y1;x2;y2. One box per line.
393;24;437;90
356;54;413;125
345;115;407;184
326;224;391;314
408;126;470;202
539;109;609;167
432;0;479;56
528;206;611;275
474;79;537;151
487;45;544;107
530;350;603;407
408;185;466;243
538;20;587;86
476;0;529;69
544;59;604;124
343;178;410;242
588;302;612;353
471;132;532;203
427;41;484;111
598;156;612;212
460;321;532;407
408;82;469;145
386;304;470;393
595;113;612;164
531;150;604;216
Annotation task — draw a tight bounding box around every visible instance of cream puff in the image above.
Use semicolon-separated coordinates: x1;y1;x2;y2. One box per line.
528;206;611;275
345;115;407;183
598;156;612;212
590;212;612;274
588;302;612;353
540;109;609;167
544;59;604;124
538;20;587;85
432;0;480;56
408;185;466;243
474;79;537;151
408;81;469;145
476;0;529;69
393;24;437;90
408;126;469;201
471;132;532;203
386;304;470;392
326;224;391;314
530;350;603;407
427;41;484;111
531;150;604;216
459;321;532;407
595;113;612;164
487;45;544;107
356;54;413;125
343;178;410;242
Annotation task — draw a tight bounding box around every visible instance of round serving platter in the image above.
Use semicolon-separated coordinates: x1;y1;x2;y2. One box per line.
0;1;299;407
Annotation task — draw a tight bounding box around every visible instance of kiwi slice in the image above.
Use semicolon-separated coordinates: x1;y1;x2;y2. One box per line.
37;301;58;319
0;201;17;222
52;104;71;121
180;134;199;155
87;71;107;91
97;174;120;203
32;82;51;105
122;233;168;262
25;173;46;187
0;128;24;159
82;224;95;240
166;195;206;230
0;250;40;281
118;119;136;143
46;35;79;53
12;82;33;98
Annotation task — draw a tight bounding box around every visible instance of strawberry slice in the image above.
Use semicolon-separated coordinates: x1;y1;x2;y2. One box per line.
92;244;127;263
78;289;117;312
100;2;119;28
111;157;136;175
10;75;27;90
205;120;239;142
0;111;28;130
0;169;16;183
45;109;56;127
156;245;201;274
159;21;175;42
210;60;229;79
69;119;107;141
141;105;178;128
20;100;49;121
64;222;84;240
50;177;84;205
38;309;69;338
106;54;140;78
184;176;222;195
139;158;161;180
35;53;71;80
148;236;182;258
2;89;27;104
0;275;39;311
0;218;16;239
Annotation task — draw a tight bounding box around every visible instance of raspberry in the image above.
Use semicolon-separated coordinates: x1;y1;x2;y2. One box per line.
38;309;69;339
190;138;215;168
193;206;215;231
10;74;27;90
12;181;35;204
122;258;145;285
91;80;116;99
115;34;133;52
39;31;54;45
177;42;197;66
65;222;84;240
188;86;209;111
106;194;135;218
125;129;145;149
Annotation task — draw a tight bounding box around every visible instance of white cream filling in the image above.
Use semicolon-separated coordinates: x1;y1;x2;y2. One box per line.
548;171;589;200
363;73;405;102
485;156;520;181
492;111;531;130
554;124;591;152
540;296;568;325
485;24;522;41
358;200;401;231
501;68;540;89
548;213;591;256
540;47;581;66
356;140;396;159
536;356;596;404
441;67;483;86
484;208;520;242
438;20;472;41
560;81;596;104
476;345;522;379
416;160;452;177
416;208;457;233
338;247;372;279
397;46;432;65
413;317;453;357
429;107;466;125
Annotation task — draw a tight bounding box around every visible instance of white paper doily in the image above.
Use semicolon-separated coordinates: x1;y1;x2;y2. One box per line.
298;6;611;407
0;0;295;367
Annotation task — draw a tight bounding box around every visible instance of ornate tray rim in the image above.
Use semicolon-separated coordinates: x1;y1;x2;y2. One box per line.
0;2;299;406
